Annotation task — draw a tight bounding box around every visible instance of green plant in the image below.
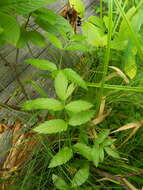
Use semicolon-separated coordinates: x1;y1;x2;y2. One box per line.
22;58;120;189
1;0;143;189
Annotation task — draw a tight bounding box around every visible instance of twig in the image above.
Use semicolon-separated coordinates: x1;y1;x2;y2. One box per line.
92;168;138;190
123;171;143;178
24;13;32;29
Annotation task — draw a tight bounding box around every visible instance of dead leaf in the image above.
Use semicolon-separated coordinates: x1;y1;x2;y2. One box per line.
92;109;112;125
109;66;130;84
111;121;143;134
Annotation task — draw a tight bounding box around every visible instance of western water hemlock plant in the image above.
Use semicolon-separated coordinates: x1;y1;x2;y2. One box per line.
1;0;143;189
22;59;120;189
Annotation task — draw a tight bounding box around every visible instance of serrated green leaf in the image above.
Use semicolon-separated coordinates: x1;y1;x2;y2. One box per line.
22;98;64;111
52;174;69;190
0;0;58;14
33;119;68;134
0;12;20;45
69;110;95;126
65;100;93;113
104;147;120;159
63;68;87;90
25;59;57;71
73;143;92;161
91;146;100;167
69;0;85;17
72;164;89;187
55;71;68;101
94;130;110;145
49;147;73;168
46;32;63;49
28;31;46;47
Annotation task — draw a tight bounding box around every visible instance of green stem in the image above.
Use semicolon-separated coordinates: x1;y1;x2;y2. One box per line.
95;0;113;115
87;83;143;93
100;0;103;19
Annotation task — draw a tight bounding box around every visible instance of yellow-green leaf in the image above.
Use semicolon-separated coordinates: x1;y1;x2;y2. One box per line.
69;110;95;126
33;119;68;134
22;98;64;111
69;0;85;17
65;100;93;113
82;22;107;47
25;59;57;71
55;71;68;101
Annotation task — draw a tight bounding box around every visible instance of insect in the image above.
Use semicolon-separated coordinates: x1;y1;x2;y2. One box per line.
60;4;82;33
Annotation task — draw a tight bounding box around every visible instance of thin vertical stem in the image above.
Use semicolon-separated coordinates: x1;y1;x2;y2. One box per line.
95;0;113;115
100;0;103;19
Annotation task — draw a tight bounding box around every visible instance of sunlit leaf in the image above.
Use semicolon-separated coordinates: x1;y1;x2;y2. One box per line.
69;0;85;17
25;59;57;71
69;110;95;126
22;98;64;111
33;119;68;134
82;22;107;47
65;100;93;113
64;42;89;51
55;71;68;101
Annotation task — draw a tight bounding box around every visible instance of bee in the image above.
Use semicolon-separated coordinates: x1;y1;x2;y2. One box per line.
60;4;82;33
